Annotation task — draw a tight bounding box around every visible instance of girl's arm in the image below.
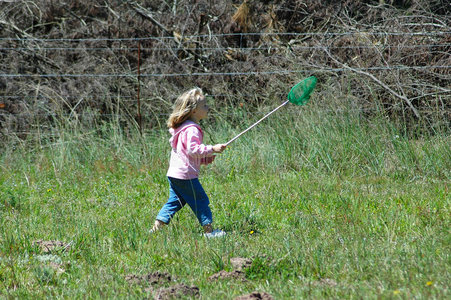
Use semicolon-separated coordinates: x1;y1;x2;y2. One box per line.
185;127;214;157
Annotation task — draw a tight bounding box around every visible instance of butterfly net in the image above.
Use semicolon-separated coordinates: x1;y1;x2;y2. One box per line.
287;76;317;105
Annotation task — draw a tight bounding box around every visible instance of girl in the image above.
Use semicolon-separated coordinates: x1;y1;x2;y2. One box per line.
151;87;227;237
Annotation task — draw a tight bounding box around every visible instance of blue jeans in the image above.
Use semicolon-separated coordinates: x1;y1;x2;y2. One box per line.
156;177;212;226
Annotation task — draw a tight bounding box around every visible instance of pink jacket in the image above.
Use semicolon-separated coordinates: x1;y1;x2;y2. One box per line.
166;120;215;179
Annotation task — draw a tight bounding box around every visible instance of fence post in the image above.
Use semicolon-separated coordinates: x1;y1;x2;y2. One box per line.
137;40;142;135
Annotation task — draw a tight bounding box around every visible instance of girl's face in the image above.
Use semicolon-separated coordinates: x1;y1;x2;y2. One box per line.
190;97;209;122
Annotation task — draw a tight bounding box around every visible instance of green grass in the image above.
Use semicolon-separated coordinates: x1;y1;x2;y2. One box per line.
0;111;449;299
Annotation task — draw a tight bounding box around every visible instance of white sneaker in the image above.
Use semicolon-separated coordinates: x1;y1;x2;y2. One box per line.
204;229;226;238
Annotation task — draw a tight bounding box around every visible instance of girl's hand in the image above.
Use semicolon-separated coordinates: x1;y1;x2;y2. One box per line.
212;144;227;153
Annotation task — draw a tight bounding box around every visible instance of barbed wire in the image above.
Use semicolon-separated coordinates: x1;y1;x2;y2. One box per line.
0;94;255;101
1;65;449;79
1;31;450;42
1;107;449;118
1;32;449;136
1;43;450;52
1;89;450;102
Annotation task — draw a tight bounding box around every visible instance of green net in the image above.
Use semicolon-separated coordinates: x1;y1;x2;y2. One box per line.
287;76;317;105
226;76;317;145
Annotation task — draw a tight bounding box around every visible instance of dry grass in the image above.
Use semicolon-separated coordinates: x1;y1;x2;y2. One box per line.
0;0;449;141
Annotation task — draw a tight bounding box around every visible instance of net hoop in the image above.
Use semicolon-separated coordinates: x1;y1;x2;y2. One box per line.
287;76;317;105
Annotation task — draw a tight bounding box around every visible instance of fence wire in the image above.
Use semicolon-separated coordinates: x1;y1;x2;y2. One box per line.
1;65;450;78
1;31;450;42
1;32;450;136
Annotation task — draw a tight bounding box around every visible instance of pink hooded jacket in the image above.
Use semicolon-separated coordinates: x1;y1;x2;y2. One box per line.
166;120;215;179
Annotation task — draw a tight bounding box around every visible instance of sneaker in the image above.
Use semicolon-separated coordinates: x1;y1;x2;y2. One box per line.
204;229;226;238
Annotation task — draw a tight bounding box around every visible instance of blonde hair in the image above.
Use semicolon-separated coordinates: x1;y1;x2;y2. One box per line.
167;87;204;128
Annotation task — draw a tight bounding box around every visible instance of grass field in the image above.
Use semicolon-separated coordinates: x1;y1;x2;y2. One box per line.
0;109;449;299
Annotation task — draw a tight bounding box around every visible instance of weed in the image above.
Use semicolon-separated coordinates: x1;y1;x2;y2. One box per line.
0;112;449;298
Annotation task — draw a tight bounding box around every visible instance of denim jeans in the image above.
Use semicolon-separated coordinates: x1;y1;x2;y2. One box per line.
156;177;212;226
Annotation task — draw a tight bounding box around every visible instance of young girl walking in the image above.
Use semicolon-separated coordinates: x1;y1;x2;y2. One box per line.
151;87;227;237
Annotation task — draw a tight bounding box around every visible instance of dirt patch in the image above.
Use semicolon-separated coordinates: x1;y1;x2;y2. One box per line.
235;291;274;300
312;278;338;287
230;257;252;271
125;271;172;286
153;283;200;300
208;257;253;282
208;270;246;282
126;272;199;299
33;240;71;254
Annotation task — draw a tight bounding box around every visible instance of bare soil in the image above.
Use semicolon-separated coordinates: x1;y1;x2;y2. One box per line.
125;272;199;299
312;278;338;287
230;257;252;271
33;240;71;254
235;291;274;300
208;270;247;282
153;283;200;300
208;257;254;281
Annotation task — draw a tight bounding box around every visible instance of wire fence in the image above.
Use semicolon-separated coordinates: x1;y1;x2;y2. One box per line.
2;31;449;77
2;65;450;78
1;32;450;136
2;31;450;42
